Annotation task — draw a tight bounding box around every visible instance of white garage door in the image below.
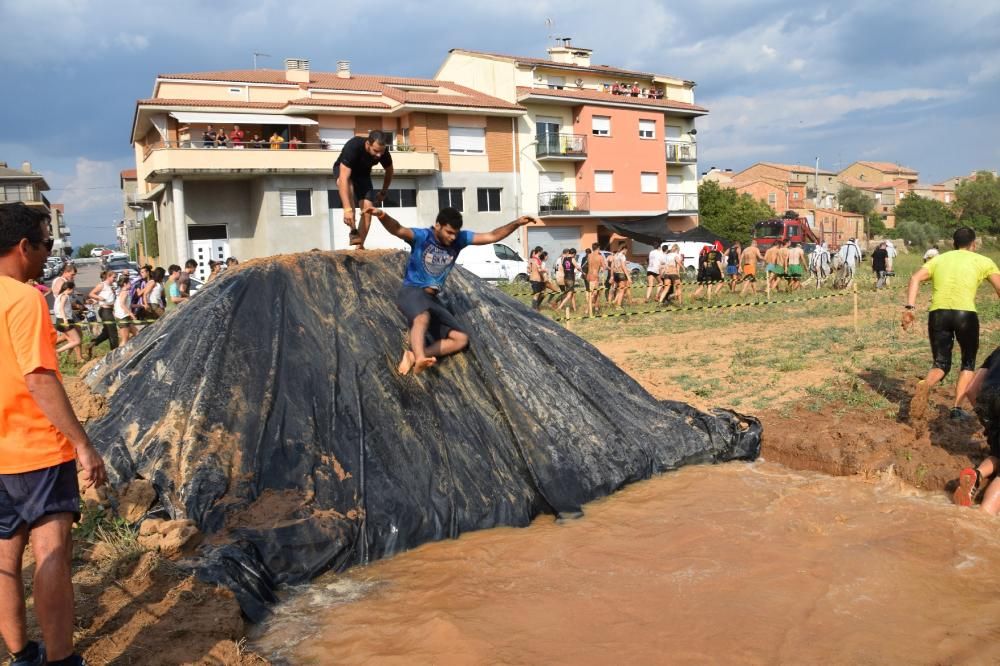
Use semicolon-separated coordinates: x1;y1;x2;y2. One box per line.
528;226;582;260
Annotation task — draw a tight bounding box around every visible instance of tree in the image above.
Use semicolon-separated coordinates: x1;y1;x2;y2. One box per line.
955;171;1000;232
838;185;875;217
697;180;776;244
76;243;99;259
867;211;886;237
894;194;956;229
895;220;944;248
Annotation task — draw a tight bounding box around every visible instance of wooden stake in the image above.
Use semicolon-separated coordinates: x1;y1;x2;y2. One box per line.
853;281;859;335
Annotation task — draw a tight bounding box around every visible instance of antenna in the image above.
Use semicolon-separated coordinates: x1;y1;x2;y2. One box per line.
545;17;556;44
253;51;271;70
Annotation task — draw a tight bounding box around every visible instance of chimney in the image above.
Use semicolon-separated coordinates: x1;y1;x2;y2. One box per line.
21;161;32;174
337;60;351;79
284;58;310;84
547;38;592;67
0;162;7;169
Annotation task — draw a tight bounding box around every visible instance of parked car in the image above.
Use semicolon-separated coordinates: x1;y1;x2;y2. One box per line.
90;247;108;258
105;259;139;280
456;242;530;282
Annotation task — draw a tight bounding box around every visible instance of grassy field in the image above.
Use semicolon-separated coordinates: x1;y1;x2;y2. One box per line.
498;249;1000;419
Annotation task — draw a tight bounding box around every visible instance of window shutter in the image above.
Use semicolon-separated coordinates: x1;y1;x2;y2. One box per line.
449;127;486;153
592;116;611;134
595;171;614;192
639;120;655;137
280;190;297;216
641;172;658;193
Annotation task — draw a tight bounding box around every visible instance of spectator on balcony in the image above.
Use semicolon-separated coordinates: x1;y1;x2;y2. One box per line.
214;129;229;148
230;125;245;148
611;83;621;95
288;135;302;150
631;82;641;96
202;125;216;148
249;133;265;149
269;132;284;150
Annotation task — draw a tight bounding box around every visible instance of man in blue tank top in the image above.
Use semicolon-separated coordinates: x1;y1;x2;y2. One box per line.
367;205;537;374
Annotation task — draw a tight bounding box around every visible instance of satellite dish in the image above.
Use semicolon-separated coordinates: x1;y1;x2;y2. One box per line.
575;78;584;87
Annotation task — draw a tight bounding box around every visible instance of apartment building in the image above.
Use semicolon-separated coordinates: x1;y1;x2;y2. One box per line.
809;208;865;247
721;177;807;213
838;161;919;188
911;182;955;205
130;59;524;278
0;161;72;256
435;41;706;258
731;162;839;208
837;175;910;229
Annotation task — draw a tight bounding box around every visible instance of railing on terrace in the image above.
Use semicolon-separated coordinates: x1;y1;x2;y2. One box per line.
665;140;697;164
536;133;588;159
667;193;699;213
143;140;436;160
538;191;590;216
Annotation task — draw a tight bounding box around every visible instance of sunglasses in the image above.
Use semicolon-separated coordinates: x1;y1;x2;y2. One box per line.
32;238;55;252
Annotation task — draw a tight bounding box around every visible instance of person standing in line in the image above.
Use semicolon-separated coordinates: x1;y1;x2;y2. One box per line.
53;282;83;364
147;267;166;319
658;244;683;305
528;247;546;311
726;242;742;292
785;241;806;291
645;243;666;303
85;270;118;357
692;244;724;299
903;227;1000;421
611;242;633;308
0;202;107;666
113;276;138;345
586;242;608;313
871;242;889;290
739;239;763;297
556;249;582;312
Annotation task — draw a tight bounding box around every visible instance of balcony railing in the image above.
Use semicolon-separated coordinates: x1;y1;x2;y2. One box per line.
665;140;697;164
536;133;588;160
538;191;590;216
667;193;699;214
0;185;45;204
141;141;440;179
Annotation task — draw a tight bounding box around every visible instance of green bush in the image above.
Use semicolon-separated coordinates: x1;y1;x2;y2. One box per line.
895;220;944;247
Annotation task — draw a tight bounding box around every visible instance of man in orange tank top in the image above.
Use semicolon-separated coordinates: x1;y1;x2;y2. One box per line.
0;203;106;666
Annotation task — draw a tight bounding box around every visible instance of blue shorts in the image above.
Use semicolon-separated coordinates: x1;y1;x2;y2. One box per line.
726;265;738;275
0;461;80;539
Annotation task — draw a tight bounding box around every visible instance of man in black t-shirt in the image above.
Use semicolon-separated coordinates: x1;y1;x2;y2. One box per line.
871;242;889;289
333;130;394;248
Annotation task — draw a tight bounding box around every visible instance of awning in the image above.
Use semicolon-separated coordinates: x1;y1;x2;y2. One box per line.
169;112;318;126
600;214;732;247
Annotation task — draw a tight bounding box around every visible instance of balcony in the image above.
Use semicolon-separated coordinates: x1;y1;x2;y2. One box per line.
59;226;71;236
0;184;48;207
667;193;698;215
536;133;588;161
538;191;590;216
141;141;440;181
665;140;697;164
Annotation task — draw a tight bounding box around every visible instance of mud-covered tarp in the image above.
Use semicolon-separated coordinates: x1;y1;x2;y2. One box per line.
84;251;761;621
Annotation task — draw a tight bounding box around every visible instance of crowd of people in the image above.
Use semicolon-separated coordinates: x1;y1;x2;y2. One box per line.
607;82;665;99
199;125;304;150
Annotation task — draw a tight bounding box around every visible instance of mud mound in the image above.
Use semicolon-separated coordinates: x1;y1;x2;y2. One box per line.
84;251;761;620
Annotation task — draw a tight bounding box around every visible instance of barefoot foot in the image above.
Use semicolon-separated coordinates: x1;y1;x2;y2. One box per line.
413;356;437;375
398;350;415;375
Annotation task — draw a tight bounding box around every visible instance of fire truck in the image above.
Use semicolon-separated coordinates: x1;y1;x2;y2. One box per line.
753;216;820;252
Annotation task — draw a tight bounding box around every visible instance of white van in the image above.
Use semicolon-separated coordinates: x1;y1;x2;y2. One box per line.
663;241;714;277
456;242;530;283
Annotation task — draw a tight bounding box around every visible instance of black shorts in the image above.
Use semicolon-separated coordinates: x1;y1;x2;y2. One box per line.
928;309;979;375
54;321;74;333
0;460;80;539
613;273;628;284
646;271;658;278
562;280;576;292
530;280;545;295
396;286;466;345
332;163;375;203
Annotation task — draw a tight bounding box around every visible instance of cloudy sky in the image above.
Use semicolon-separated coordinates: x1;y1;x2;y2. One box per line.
1;0;998;246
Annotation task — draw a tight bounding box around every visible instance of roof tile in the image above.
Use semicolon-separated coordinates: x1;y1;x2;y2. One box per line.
515;86;707;113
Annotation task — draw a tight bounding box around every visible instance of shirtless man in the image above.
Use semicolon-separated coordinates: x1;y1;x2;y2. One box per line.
586;242;607;313
528;246;545;311
610;242;632;308
763;241;780;292
785;242;806;291
739;239;763;296
774;241;790;292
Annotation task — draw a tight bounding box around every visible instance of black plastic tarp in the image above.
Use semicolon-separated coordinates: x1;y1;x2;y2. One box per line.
83;251;761;621
601;215;732;247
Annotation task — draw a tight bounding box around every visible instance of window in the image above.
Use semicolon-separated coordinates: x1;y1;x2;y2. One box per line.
592;116;611;136
792;191;800;200
477;188;502;212
319;128;355;150
665;125;682;139
595;171;614;193
381;189;418;208
449;127;486;154
639;120;656;139
767;192;777;206
438;188;464;211
228;87;243;96
547;76;566;90
640;172;659;193
280;189;312;216
493;244;522;261
667;175;683;188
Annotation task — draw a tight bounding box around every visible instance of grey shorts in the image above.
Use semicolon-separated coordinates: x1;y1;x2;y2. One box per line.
0;461;80;539
395;286;466;345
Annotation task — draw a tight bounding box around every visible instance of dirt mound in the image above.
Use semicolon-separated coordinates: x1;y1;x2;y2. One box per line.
82;250;761;620
63;376;106;425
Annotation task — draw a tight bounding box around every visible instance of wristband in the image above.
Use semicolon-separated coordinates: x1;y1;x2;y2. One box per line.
904;305;915;310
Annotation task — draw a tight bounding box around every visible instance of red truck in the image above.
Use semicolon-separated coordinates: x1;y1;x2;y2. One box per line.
753;217;819;251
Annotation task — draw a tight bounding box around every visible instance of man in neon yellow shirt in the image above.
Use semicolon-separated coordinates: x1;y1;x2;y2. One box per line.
903;227;1000;420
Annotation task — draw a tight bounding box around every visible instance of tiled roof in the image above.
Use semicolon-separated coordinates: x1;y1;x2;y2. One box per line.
120;169;137;179
156;70;522;111
450;48;690;83
0;166;45;181
856;161;919;175
515;86;708;113
51;203;64;212
814;208;863;217
758;162;837;175
138;98;286;109
286;97;392;109
913;182;952;191
838;176;909;191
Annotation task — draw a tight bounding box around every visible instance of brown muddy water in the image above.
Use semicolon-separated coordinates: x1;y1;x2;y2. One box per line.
252;462;1000;665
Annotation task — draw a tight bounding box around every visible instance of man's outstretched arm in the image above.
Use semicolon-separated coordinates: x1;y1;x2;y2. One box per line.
365;207;414;243
471;216;539;245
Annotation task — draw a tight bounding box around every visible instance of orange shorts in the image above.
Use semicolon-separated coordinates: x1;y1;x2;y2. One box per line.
742;264;756;276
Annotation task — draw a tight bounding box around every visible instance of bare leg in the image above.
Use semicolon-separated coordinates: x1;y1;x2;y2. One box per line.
0;525;29;656
409;313;437;373
959;368;989;407
398;349;415;375
357;197;374;249
911;367;947;420
954;370;976;408
29;514;76;661
424;330;469;359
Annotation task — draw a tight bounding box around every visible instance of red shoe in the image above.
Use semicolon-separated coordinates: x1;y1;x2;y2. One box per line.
953;467;981;507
